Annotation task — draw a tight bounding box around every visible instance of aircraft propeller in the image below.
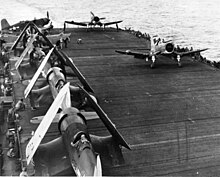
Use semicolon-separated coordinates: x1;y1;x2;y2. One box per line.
90;11;95;17
90;11;105;22
47;11;49;19
63;22;66;32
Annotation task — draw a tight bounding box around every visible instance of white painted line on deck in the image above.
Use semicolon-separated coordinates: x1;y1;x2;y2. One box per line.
74;54;123;59
130;133;220;149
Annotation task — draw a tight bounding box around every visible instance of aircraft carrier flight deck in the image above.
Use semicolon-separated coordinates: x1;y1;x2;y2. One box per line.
3;27;220;176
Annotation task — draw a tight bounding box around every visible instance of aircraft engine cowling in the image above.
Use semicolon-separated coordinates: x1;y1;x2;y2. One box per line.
58;107;98;176
93;16;100;22
165;43;175;53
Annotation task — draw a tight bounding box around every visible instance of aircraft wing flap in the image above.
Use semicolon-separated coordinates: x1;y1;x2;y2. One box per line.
115;49;150;59
65;21;88;27
103;20;123;26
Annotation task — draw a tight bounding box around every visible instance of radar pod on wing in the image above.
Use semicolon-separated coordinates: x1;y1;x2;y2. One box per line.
115;35;208;68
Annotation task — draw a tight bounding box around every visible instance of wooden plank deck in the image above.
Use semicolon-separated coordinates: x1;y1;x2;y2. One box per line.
9;27;220;176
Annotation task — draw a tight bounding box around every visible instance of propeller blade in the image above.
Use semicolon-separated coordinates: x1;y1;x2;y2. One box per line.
78;85;131;150
90;11;95;17
99;17;106;20
24;47;55;98
63;22;66;32
47;11;49;19
26;82;70;165
10;22;32;50
59;50;94;93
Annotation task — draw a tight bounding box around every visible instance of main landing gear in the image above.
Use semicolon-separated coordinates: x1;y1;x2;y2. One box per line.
177;55;182;67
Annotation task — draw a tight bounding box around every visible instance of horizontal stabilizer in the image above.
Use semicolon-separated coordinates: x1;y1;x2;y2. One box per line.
31;111;99;124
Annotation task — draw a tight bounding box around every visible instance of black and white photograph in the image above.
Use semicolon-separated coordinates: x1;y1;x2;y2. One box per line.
0;0;219;176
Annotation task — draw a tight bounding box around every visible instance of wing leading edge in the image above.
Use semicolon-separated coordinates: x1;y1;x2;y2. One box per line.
115;49;150;59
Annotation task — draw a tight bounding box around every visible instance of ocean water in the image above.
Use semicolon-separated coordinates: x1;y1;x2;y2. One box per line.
0;0;219;61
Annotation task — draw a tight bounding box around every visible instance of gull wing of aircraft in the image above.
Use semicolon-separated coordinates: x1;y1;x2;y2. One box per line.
115;36;208;68
26;83;103;176
1;11;50;33
25;65;130;176
45;32;71;44
11;22;94;95
20;22;130;176
27;81;130;176
14;33;38;70
64;11;122;31
35;22;94;93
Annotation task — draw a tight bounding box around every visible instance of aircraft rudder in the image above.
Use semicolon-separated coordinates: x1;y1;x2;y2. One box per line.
1;18;10;30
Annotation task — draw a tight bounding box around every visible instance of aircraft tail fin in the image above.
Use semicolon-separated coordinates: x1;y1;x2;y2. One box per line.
150;35;156;52
1;19;10;30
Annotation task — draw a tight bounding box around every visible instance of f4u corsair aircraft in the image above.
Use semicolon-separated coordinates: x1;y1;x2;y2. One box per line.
115;36;208;68
64;11;122;31
15;23;130;176
1;11;51;33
